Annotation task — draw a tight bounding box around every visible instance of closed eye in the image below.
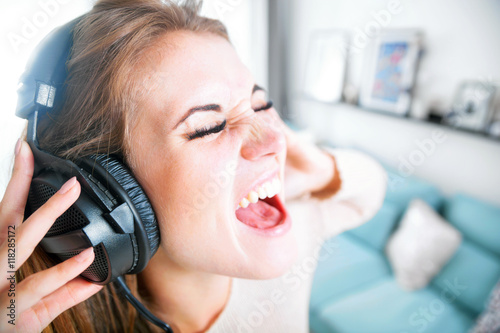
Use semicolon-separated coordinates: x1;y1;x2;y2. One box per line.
187;119;227;140
253;100;273;112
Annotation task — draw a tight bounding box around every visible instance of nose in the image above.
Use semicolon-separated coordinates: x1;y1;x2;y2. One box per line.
240;113;286;161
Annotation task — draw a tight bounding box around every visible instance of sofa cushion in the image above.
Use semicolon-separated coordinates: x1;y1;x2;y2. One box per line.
431;240;500;315
345;200;402;251
386;199;462;291
383;166;444;211
443;193;500;257
310;234;391;312
311;277;475;333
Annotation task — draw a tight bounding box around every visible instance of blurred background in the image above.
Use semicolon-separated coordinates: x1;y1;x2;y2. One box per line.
285;0;500;209
0;0;269;199
1;1;499;333
1;0;499;205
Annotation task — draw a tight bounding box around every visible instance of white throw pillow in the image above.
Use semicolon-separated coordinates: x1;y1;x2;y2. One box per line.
386;199;462;291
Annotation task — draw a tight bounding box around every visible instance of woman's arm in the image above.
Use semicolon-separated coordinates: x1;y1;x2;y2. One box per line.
283;125;339;201
0;141;102;332
283;126;387;240
313;148;387;239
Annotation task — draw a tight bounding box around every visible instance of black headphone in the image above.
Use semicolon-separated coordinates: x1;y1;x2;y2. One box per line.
16;16;172;332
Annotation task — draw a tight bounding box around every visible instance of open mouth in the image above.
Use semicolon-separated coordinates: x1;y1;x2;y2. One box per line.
235;195;285;229
235;176;287;230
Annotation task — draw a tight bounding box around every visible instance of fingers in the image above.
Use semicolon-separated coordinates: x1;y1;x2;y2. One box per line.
14;247;95;315
0;248;100;333
0;140;102;332
0;177;81;289
0;141;34;234
14;177;80;264
17;278;103;332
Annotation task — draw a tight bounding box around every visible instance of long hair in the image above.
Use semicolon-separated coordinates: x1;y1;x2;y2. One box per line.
17;0;228;331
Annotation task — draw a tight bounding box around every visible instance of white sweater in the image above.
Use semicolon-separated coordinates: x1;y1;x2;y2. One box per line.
206;149;388;333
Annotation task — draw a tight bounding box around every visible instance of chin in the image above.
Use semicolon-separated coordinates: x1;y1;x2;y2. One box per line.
231;230;299;280
252;245;299;280
230;189;299;279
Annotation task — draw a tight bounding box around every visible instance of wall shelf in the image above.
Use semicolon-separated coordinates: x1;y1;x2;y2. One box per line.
290;97;500;207
297;98;500;144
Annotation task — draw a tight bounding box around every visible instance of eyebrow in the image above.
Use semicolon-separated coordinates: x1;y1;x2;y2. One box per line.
174;104;220;129
253;84;265;93
174;84;265;130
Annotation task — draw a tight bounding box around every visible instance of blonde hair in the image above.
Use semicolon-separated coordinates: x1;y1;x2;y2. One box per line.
18;0;228;331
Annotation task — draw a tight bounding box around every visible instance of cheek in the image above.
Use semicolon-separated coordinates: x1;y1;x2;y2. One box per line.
170;143;238;209
143;139;239;244
132;131;295;277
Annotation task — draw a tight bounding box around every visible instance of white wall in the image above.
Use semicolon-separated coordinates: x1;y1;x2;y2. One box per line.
202;0;268;90
295;100;500;206
289;0;500;113
0;0;266;200
288;0;500;205
0;0;94;200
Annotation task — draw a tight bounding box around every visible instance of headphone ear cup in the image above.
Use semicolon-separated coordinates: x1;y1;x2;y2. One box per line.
87;155;160;266
28;169;128;284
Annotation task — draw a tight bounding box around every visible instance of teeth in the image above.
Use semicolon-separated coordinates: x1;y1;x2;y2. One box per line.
272;178;281;196
238;177;282;209
257;187;267;199
248;191;259;204
240;198;250;209
264;182;274;197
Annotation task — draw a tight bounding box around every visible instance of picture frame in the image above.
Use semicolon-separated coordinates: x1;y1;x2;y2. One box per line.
302;30;348;103
359;29;423;116
444;81;497;132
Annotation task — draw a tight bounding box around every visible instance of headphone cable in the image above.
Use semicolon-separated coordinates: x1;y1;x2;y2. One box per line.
114;276;174;332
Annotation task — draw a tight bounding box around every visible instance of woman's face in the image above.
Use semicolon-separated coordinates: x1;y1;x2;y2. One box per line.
128;31;298;279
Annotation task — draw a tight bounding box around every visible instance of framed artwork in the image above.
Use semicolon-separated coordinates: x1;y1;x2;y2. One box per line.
303;30;348;103
359;29;423;116
444;81;497;132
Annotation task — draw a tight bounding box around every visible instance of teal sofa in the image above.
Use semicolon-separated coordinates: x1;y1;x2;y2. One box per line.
309;167;500;333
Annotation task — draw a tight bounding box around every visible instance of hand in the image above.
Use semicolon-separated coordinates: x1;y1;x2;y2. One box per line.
281;123;337;200
0;140;103;332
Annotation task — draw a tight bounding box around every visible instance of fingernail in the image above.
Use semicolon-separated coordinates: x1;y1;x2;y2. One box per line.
58;177;77;194
75;247;94;263
14;139;22;156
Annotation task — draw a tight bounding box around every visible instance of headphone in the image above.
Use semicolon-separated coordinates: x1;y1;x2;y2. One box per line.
16;15;172;332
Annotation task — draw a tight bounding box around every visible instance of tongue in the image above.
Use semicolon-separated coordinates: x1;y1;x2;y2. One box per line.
236;199;282;229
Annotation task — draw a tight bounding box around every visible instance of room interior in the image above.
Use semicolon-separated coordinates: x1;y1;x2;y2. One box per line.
264;1;500;332
1;1;499;332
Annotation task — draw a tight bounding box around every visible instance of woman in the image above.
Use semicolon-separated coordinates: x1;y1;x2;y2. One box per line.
0;0;386;332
